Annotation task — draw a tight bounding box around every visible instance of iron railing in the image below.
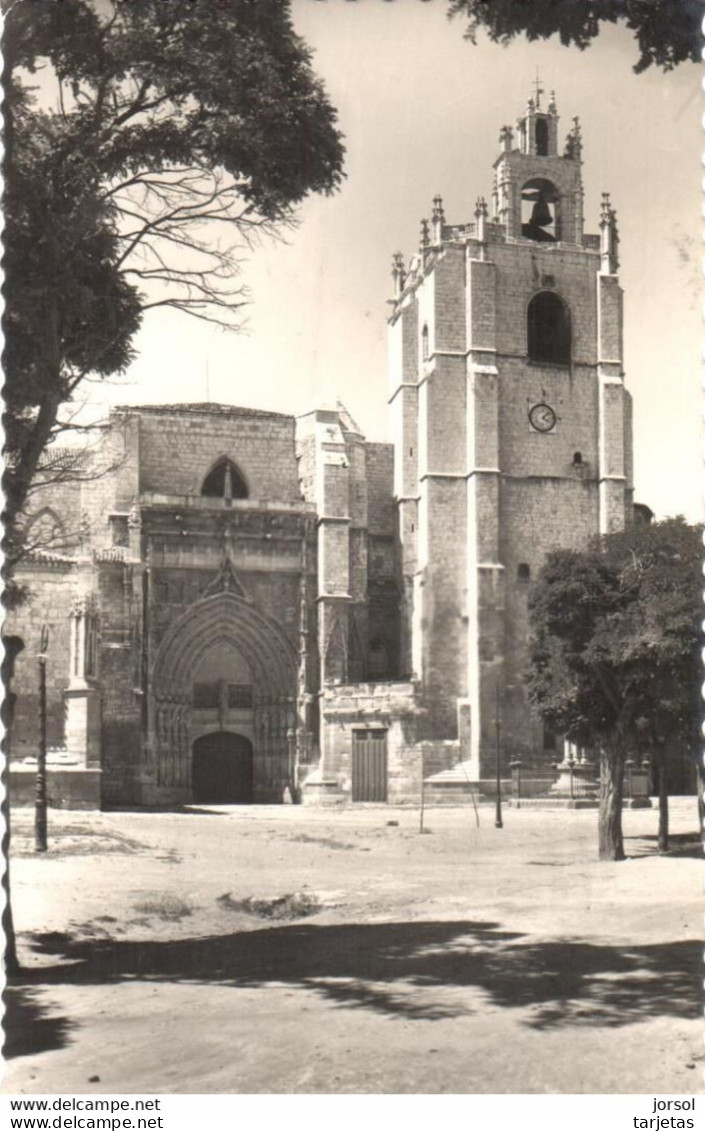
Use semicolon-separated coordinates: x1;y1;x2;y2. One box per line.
506;758;651;801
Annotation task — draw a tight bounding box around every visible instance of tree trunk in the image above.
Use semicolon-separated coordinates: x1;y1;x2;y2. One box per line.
657;749;669;852
2;637;24;976
598;745;625;861
2;805;19;976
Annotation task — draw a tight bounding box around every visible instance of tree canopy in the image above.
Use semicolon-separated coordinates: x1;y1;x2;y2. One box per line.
527;518;702;859
447;0;701;73
2;0;345;553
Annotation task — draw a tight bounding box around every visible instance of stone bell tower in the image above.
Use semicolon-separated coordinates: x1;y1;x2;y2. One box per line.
388;89;633;779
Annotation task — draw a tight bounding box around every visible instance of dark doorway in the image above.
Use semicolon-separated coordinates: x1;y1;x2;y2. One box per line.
352;729;388;802
192;731;254;803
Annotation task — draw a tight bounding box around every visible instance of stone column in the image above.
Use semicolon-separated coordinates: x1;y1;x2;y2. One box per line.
465;254;503;780
597;250;627;535
65;596;101;767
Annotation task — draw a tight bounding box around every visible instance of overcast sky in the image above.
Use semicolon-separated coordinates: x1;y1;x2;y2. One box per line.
85;0;702;522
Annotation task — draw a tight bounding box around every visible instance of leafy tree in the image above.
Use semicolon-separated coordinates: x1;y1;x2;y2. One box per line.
528;518;702;861
447;0;701;73
2;0;345;560
1;0;344;973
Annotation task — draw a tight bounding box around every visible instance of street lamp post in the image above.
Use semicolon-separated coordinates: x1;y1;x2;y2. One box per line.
35;624;49;853
495;683;503;829
286;726;297;803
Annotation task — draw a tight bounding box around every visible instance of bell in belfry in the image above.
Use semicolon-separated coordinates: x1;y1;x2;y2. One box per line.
522;192;555;241
530;198;553;229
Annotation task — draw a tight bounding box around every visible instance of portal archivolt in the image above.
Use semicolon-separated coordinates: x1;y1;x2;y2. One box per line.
149;592;297;796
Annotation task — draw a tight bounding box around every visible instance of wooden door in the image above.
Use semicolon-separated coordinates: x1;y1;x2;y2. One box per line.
352;729;388;802
192;731;253;803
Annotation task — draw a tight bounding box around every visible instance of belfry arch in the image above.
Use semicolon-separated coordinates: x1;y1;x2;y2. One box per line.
148;592;297;802
520;177;561;242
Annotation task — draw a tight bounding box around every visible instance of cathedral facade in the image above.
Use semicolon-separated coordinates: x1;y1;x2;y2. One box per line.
7;93;635;808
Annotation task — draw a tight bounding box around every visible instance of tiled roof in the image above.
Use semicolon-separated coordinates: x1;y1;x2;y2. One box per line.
24;549;77;566
37;446;92;471
113;403;293;421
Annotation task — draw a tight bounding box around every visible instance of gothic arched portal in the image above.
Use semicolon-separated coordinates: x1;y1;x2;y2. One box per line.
149;592;297;801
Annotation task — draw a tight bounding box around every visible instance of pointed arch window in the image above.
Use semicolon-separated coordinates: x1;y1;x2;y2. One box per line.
201;458;248;499
26;507;66;551
527;291;571;366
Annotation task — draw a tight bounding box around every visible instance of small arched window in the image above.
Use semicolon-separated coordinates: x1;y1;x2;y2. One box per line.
421;323;429;361
201;458;248;499
517;562;531;582
572;451;583;466
527;291;571;365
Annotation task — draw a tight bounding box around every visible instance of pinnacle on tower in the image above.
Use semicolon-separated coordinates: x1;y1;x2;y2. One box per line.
500;124;513;152
391;251;405;297
432;195;445;245
474;196;488;246
599;193;619;273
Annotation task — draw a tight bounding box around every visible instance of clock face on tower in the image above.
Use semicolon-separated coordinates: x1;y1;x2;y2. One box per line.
528;402;557;433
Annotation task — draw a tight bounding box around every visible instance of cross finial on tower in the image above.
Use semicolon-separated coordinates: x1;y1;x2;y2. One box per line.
533;69;544;109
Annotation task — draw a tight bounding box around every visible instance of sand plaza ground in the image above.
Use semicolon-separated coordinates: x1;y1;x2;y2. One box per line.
3;798;702;1095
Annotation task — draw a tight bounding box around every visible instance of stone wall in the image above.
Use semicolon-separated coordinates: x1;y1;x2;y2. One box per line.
6;560;77;758
128;404;302;505
319;681;445;803
10;766;101;810
96;560;143;804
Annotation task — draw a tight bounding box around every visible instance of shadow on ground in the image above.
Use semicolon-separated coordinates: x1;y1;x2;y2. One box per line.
3;986;75;1059
625;832;704;860
8;919;700;1046
101;805;228;816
